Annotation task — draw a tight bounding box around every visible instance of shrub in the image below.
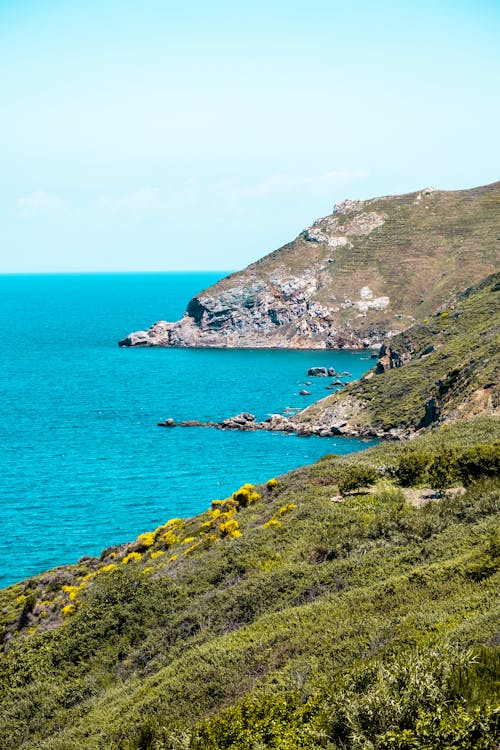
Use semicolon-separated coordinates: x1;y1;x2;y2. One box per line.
455;444;500;486
137;532;155;548
397;450;431;487
232;484;260;508
338;466;378;496
428;449;456;493
219;520;241;539
379;704;500;749
121;552;142;565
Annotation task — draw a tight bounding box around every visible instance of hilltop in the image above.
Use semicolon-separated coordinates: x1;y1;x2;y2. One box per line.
119;181;500;349
0;417;499;749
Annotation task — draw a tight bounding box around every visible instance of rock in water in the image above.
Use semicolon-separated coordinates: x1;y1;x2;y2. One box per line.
158;418;176;427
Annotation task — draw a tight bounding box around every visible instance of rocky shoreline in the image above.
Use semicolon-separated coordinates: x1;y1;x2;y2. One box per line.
158;409;405;441
156;351;414;441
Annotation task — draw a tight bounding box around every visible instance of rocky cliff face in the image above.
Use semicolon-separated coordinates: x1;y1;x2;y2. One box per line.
119;181;500;349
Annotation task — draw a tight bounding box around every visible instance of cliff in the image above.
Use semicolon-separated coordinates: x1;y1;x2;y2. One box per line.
119;180;500;349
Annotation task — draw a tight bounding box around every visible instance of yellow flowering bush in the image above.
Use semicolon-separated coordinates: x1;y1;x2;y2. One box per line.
182;536;196;544
212;497;238;513
165;518;185;530
62;583;86;601
161;530;180;547
263;502;296;529
98;563;117;573
232;484;260;508
61;604;76;618
149;550;165;559
263;518;282;529
219;519;242;539
122;551;142;565
137;531;155;548
266;478;278;489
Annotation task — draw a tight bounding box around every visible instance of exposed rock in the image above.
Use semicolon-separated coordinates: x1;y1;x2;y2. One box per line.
158;418;177;427
308;367;328;376
299;390;311;396
221;413;256;429
375;344;410;373
326;380;343;388
119;182;499;350
420;344;435;357
416;398;441;429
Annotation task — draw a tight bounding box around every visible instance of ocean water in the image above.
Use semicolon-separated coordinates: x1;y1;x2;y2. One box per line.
0;273;377;587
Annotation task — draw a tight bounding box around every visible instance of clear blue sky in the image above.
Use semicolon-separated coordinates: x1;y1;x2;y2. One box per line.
1;0;499;271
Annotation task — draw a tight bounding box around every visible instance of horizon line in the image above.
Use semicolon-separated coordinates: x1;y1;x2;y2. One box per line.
0;269;235;275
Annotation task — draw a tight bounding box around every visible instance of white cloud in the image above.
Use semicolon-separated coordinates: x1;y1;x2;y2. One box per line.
95;187;163;214
17;190;67;216
228;169;369;201
89;170;369;220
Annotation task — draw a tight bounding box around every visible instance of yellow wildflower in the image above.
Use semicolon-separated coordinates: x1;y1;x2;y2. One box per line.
122;551;142;565
137;531;155;548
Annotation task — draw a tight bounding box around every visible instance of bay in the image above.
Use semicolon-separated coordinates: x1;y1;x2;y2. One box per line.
0;273;377;586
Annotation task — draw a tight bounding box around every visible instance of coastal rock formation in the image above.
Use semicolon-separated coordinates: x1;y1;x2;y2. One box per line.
165;274;499;440
119;181;500;349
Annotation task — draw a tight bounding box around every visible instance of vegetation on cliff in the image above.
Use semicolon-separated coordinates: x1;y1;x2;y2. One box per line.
294;274;499;436
119;181;500;348
1;418;499;749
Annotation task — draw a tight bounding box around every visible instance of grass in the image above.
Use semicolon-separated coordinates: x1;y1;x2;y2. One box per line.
296;274;499;434
181;181;500;347
0;417;499;748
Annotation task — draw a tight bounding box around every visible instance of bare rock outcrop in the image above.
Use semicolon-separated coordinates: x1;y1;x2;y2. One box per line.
119;181;500;349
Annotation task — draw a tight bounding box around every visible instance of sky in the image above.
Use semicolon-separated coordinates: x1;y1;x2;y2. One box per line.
1;0;499;272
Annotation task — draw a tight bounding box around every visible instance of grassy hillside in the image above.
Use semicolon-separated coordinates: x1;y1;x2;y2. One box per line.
222;181;500;321
120;180;500;348
294;274;500;437
1;418;499;749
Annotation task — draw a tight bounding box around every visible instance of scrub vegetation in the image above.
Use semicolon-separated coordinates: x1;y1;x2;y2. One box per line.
0;417;499;749
296;273;499;435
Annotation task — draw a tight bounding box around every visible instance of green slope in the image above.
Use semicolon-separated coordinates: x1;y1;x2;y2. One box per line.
294;274;500;437
119;180;500;348
1;418;499;749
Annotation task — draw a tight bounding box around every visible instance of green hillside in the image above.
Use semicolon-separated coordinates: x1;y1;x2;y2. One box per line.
294;274;500;437
1;418;499;749
119;181;500;349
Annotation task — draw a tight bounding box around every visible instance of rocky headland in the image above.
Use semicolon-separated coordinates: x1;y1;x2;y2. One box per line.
119;181;499;349
158;274;500;440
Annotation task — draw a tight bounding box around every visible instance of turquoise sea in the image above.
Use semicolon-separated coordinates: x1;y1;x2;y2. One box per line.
0;273;377;587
